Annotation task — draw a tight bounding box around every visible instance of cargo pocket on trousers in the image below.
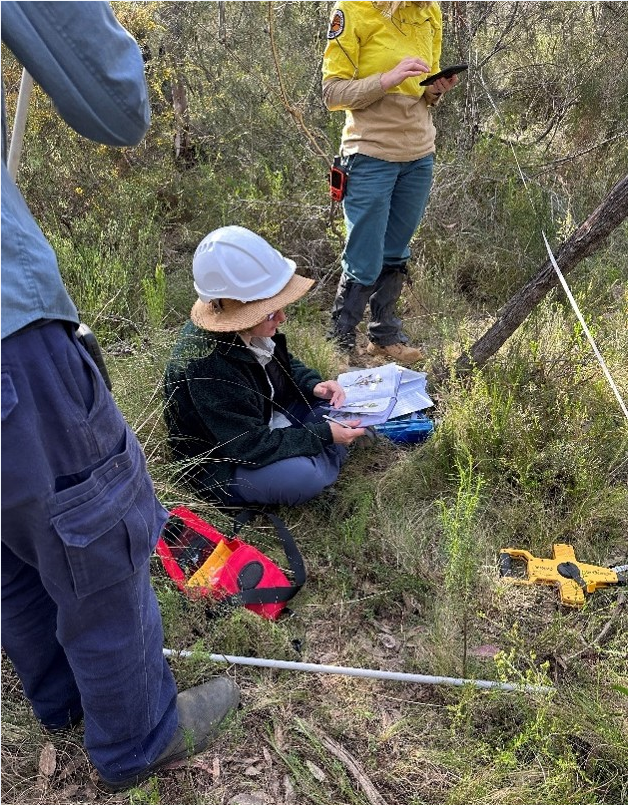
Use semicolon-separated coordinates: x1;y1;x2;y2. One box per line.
51;428;168;599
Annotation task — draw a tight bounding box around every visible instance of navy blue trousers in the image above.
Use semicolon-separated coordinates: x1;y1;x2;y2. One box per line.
226;403;347;506
1;321;178;783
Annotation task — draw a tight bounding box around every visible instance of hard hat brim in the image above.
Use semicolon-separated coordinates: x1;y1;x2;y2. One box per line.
191;272;315;333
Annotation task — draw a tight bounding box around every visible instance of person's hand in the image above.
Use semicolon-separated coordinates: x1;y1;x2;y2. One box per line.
423;73;458;105
380;56;430;91
329;419;367;445
313;380;346;408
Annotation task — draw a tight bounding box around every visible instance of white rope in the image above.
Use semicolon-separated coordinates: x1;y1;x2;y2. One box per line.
163;648;552;694
479;68;627;421
541;232;628;421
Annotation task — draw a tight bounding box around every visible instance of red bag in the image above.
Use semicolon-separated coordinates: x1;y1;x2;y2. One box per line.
155;507;305;620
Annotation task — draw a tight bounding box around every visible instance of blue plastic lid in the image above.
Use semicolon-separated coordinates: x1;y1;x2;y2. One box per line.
373;414;434;444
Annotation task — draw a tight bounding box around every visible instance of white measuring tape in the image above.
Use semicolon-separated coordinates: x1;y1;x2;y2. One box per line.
541;232;628;421
479;69;628;421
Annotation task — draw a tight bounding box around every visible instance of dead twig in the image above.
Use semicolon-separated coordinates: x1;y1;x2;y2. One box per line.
563;591;626;663
310;727;389;805
267;2;330;168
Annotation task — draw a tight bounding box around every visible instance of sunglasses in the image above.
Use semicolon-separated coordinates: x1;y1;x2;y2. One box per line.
266;310;282;321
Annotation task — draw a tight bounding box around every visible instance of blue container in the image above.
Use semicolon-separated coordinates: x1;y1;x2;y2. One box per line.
373;413;434;444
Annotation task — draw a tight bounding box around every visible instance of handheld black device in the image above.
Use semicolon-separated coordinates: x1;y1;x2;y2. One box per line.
419;63;468;86
77;322;112;391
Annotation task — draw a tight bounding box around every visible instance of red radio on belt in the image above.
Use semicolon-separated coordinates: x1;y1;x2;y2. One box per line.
328;156;348;202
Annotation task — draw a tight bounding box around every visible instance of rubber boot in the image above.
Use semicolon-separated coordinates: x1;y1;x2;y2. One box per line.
367;264;423;365
99;676;240;791
328;274;374;350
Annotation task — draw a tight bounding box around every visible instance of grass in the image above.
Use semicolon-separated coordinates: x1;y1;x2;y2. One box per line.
3;4;627;798
2;259;627;805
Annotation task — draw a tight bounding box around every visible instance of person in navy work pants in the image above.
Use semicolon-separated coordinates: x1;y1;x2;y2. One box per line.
1;2;238;791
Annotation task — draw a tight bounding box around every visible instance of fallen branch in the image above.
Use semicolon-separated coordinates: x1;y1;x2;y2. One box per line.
312;728;389;805
455;173;628;375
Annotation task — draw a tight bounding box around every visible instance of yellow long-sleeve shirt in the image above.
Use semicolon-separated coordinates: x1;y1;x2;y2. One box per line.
322;1;442;162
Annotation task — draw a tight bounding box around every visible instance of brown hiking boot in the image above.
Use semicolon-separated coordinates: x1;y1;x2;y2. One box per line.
366;341;424;366
99;676;239;792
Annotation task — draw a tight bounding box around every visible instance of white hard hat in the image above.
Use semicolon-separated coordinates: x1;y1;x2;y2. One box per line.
193;225;297;303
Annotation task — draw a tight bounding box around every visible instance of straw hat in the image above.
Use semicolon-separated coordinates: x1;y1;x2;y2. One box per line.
189;226;315;332
191;272;314;332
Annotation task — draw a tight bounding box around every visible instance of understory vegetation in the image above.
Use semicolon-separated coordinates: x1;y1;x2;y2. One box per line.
2;3;627;804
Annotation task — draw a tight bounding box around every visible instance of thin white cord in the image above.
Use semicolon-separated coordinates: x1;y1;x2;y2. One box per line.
479;69;627;421
541;232;628;421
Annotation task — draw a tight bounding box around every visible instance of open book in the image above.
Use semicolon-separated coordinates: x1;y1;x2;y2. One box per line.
326;363;434;426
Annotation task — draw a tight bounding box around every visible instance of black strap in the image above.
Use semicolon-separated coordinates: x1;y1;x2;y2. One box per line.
222;509;306;608
76;323;112;391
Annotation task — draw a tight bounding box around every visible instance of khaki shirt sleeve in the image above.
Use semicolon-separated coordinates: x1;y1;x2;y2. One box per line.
322;74;386;112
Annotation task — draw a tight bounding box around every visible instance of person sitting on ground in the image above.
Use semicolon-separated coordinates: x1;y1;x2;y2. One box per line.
164;226;367;507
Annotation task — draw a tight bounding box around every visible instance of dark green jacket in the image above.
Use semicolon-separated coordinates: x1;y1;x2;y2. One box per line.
163;322;333;498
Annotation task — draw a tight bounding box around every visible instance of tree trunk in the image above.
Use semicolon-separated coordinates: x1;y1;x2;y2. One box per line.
172;76;192;164
455;174;628;374
218;1;227;45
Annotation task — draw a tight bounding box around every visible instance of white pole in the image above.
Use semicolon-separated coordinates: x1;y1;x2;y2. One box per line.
163;649;553;694
7;69;34;181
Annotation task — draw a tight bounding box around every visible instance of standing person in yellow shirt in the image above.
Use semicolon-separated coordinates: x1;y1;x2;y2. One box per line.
323;1;459;365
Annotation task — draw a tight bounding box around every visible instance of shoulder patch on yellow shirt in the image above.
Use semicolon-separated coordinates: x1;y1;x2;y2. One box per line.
327;9;345;39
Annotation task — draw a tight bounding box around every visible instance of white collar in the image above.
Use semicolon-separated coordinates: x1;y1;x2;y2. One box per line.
247;336;275;366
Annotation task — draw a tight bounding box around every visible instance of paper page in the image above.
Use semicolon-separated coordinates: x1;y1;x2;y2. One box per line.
388;369;432;417
389;381;434;418
337;364;400;411
326;396;398;427
330;362;432;425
